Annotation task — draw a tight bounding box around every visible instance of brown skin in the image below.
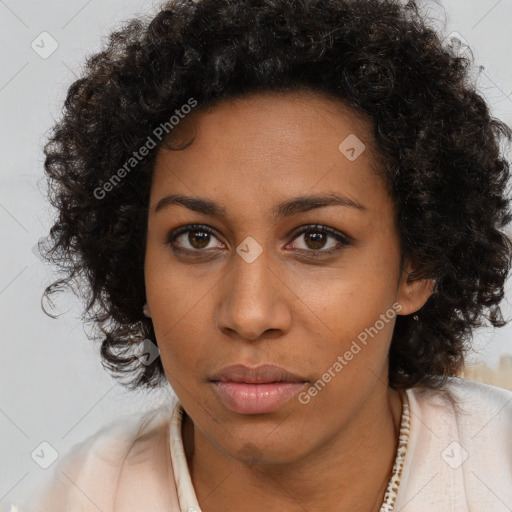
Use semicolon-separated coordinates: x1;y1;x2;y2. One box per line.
144;90;433;512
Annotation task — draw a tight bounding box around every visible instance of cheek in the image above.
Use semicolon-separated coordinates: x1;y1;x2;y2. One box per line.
145;236;205;328
296;279;398;415
293;250;400;374
299;283;397;379
144;251;202;377
302;247;399;325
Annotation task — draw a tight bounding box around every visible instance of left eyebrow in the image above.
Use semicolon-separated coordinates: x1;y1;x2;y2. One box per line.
273;193;367;218
153;192;367;218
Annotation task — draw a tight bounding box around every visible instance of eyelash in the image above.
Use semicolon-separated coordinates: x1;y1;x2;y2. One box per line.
166;223;352;259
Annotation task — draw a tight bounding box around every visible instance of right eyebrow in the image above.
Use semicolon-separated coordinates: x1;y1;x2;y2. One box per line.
154;194;227;217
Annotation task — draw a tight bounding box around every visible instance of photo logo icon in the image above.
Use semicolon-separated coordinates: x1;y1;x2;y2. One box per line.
31;32;59;59
441;441;469;469
338;134;366;161
137;338;160;366
442;31;471;58
236;236;263;263
31;441;59;469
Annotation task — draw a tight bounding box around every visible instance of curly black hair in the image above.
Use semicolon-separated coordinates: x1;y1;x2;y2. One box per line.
39;0;512;392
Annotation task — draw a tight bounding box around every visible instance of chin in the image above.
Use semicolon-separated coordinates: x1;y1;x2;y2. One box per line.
217;430;308;466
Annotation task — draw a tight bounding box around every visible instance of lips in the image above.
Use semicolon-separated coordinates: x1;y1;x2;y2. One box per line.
210;364;308;414
210;364;306;384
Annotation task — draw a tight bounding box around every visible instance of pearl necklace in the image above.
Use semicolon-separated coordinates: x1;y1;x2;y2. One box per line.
379;390;411;511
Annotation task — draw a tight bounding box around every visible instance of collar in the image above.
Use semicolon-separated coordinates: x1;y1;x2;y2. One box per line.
169;402;203;512
169;393;410;512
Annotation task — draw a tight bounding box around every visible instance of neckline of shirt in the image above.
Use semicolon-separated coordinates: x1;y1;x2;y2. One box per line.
169;390;412;512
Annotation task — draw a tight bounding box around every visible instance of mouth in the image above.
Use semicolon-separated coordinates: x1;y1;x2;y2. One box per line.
209;364;308;414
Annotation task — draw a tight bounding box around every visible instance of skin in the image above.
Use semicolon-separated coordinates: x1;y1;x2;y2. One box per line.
144;89;433;512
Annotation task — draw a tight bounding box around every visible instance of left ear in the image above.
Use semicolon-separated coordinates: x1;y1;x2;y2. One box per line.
396;259;435;316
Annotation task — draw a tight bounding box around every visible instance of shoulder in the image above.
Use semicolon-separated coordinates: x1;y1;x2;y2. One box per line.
397;377;512;511
23;402;178;512
407;376;512;460
408;375;512;433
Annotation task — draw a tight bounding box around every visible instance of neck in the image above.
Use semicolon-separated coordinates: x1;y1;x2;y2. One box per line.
182;386;403;512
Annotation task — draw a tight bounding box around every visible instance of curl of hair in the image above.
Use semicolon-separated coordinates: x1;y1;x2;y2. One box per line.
40;0;512;391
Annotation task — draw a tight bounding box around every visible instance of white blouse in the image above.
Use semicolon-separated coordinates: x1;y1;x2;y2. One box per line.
16;376;512;512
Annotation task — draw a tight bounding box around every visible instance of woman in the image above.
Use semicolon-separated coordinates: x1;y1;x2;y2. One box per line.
23;0;512;510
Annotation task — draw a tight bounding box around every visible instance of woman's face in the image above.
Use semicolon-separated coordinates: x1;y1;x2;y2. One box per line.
144;90;429;464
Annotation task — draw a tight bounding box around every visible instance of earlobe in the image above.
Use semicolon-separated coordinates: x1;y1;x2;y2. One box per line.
396;262;435;316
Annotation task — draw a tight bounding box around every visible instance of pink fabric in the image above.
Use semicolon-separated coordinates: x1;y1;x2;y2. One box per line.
395;378;512;511
24;403;183;512
21;377;512;511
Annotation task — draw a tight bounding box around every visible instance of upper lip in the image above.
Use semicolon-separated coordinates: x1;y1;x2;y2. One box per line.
210;364;307;384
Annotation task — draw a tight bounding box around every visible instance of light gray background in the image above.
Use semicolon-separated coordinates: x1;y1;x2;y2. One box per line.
1;0;512;507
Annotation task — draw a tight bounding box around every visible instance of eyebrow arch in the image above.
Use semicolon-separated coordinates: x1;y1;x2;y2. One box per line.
154;192;367;218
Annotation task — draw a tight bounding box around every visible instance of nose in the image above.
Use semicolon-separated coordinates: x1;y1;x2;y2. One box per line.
215;247;292;342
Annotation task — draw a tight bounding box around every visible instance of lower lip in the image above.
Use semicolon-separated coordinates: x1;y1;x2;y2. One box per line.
212;381;307;414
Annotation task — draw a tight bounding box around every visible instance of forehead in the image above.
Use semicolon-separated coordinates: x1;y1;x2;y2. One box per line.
159;89;380;161
150;90;389;216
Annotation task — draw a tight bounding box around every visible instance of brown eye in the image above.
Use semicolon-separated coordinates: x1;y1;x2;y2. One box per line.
303;231;328;250
187;229;211;249
167;224;223;253
289;224;352;256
